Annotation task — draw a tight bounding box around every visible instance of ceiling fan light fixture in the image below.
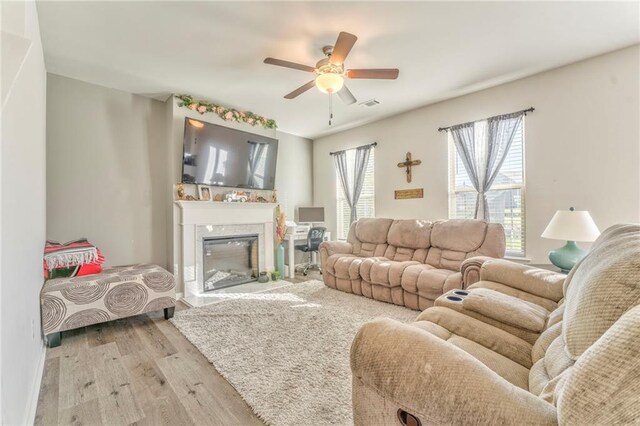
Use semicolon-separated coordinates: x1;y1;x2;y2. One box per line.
315;73;344;94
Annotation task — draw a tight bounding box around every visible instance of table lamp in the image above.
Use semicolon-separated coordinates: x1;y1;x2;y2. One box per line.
541;207;600;273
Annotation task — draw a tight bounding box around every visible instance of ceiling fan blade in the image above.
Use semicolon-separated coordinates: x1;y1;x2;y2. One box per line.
330;32;358;65
264;57;316;73
284;80;316;99
337;85;357;105
346;68;399;79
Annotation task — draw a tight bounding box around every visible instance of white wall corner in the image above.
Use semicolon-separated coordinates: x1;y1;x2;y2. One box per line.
26;343;46;424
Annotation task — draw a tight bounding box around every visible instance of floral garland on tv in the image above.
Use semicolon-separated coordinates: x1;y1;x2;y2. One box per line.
176;95;277;129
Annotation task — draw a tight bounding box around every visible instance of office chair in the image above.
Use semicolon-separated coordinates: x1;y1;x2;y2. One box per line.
294;226;327;276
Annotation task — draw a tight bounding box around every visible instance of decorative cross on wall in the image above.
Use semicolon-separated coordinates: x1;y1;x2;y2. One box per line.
397;152;422;183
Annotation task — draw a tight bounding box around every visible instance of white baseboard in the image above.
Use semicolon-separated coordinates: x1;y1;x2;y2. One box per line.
176;291;184;300
26;341;46;425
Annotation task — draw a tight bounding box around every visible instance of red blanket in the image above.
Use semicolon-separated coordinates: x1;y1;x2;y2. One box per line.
44;239;104;279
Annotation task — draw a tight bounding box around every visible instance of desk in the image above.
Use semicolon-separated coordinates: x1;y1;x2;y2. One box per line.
283;231;331;278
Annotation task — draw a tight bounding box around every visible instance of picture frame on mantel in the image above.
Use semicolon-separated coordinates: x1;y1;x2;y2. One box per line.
197;185;212;201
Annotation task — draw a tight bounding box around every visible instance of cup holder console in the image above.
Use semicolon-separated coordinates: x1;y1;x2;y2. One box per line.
442;289;471;303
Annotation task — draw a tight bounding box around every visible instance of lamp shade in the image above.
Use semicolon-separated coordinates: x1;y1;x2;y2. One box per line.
541;209;600;242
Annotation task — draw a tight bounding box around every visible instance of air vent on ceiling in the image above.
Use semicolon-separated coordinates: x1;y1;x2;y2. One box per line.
359;99;381;107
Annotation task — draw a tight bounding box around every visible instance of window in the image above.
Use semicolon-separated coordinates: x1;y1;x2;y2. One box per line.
448;119;525;257
336;149;375;240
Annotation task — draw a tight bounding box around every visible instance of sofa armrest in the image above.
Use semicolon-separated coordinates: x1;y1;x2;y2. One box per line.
319;241;353;267
480;260;566;302
417;307;534;368
351;318;557;425
462;288;549;333
461;256;495;287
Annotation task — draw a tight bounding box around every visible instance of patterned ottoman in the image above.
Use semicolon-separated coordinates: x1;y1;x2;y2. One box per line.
40;263;176;347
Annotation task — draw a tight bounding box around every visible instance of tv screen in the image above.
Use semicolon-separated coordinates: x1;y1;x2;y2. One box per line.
182;118;278;190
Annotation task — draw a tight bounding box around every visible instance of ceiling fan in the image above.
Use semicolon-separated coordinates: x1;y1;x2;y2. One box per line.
264;31;399;106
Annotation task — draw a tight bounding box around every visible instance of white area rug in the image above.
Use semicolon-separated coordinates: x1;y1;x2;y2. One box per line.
170;280;418;426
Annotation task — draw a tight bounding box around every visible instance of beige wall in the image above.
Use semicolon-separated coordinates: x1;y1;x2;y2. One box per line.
274;131;314;220
47;74;168;267
46;86;313;285
1;1;47;423
313;46;640;263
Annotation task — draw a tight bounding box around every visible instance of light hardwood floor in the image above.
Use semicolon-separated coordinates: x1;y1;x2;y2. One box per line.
35;273;318;426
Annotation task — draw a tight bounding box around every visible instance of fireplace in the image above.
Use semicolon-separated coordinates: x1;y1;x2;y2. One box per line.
174;200;277;306
202;234;259;292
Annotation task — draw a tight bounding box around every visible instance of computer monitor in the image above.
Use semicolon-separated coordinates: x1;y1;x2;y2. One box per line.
298;207;325;223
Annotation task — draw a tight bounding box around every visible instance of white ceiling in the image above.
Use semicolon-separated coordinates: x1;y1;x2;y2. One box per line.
36;1;639;139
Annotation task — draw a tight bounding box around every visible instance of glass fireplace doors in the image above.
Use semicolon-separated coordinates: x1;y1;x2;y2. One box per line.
202;234;259;292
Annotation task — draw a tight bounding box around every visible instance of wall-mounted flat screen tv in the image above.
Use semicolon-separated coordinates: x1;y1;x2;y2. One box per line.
182;118;278;190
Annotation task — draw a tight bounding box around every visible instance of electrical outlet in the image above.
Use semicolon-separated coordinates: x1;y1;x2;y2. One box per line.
31;319;35;339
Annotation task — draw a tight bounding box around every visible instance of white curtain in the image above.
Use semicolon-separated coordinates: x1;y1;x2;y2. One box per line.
451;112;523;221
333;145;373;224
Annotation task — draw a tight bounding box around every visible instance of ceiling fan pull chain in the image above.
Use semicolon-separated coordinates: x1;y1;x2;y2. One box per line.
329;93;333;126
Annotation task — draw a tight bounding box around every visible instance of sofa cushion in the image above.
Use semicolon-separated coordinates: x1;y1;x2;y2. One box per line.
355;242;387;258
400;264;435;294
530;335;575;400
387;219;432;249
353;218;393;244
431;219;488;252
467;280;560;312
359;257;390;282
466;223;507;258
416;269;459;295
448;335;530;390
543;335;575;380
425;247;467;271
383;245;429;263
411;320;452;340
532;321;563;364
417;307;534;369
563;224;640;359
557;305;640;425
462;288;550;333
325;253;356;277
401;265;461;297
481;260;565;302
546;303;565;329
327;255;363;279
324;253;359;278
369;260;420;287
561;224;638;296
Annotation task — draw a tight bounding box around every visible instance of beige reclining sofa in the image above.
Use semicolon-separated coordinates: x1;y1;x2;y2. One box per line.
350;224;639;425
320;218;505;309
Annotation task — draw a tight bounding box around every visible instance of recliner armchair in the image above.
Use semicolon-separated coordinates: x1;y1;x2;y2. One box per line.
350;224;640;425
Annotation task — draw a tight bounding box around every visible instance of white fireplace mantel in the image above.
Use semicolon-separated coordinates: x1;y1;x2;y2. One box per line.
175;200;279;222
172;201;278;300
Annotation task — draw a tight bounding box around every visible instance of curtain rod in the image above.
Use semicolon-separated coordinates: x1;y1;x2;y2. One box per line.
329;142;378;156
438;107;535;132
